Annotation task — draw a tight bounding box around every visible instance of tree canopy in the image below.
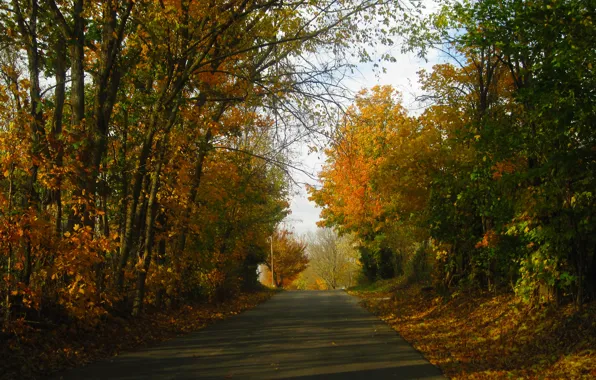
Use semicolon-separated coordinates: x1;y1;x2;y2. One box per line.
0;0;407;325
311;0;596;305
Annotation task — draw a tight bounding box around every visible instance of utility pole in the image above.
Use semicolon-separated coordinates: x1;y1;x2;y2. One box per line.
270;21;279;289
270;235;275;287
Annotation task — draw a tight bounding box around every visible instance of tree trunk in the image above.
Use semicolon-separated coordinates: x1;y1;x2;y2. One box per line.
590;246;596;300
176;128;211;253
117;102;179;290
116;122;157;290
4;168;14;327
63;0;89;230
51;34;67;236
13;0;45;289
154;212;167;308
132;140;166;316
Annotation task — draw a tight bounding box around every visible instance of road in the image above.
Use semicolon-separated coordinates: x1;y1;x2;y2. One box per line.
58;291;444;379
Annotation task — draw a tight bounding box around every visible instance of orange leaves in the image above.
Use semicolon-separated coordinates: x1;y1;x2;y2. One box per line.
197;71;227;88
0;289;274;378
311;85;433;241
475;229;499;249
52;227;113;323
491;160;518;180
268;229;308;287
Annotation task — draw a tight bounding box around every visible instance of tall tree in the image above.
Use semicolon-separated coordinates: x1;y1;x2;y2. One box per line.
307;228;359;289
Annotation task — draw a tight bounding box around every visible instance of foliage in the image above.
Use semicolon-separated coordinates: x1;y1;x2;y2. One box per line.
0;0;404;330
291;266;328;290
309;86;435;283
263;229;308;288
0;289;274;380
305;228;360;289
312;0;596;306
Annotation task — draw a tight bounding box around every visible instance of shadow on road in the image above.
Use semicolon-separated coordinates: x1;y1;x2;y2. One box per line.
58;291;444;379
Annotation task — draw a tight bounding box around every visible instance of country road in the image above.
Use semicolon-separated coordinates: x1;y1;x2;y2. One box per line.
58;291;444;379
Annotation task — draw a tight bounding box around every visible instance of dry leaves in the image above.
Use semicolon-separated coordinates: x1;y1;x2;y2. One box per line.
352;284;596;379
0;290;274;380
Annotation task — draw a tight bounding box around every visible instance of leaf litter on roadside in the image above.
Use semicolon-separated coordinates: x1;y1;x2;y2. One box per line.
0;290;275;380
351;284;596;379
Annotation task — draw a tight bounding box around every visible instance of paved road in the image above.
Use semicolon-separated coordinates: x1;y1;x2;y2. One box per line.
58;291;444;379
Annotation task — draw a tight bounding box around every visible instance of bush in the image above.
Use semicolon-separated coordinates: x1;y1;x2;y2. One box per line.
405;245;434;285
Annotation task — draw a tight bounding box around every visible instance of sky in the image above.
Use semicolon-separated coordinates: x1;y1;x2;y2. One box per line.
284;48;442;236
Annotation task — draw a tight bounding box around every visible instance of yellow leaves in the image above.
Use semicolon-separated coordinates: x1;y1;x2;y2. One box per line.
315;85;439;240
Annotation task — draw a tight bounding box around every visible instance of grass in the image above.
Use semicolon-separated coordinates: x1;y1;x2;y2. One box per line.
348;277;407;293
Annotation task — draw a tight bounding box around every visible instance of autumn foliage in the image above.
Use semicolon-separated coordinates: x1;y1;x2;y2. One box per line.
261;229;308;288
0;0;403;338
1;0;594;377
310;0;596;307
310;0;596;375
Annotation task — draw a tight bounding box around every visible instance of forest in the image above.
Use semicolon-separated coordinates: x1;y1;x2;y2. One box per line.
0;0;402;326
0;0;594;378
308;0;595;376
311;0;595;306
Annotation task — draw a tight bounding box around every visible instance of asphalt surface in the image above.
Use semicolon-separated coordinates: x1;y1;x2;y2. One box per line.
58;291;444;379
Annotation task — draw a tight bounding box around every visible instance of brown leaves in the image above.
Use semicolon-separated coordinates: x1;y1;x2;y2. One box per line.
0;290;274;380
353;283;596;379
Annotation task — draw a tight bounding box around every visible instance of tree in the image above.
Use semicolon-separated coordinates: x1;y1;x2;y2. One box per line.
264;230;308;288
309;86;435;282
307;228;359;289
0;0;411;326
418;0;596;302
311;0;596;306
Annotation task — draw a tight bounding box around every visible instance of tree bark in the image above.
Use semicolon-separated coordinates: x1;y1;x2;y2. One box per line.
176;128;212;253
116;103;178;290
115;122;157;290
51;34;67;236
13;0;46;287
132;139;167;316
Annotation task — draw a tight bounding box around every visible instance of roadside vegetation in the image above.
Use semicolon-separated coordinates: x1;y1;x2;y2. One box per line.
1;0;594;378
311;0;596;377
0;0;405;378
1;289;274;379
